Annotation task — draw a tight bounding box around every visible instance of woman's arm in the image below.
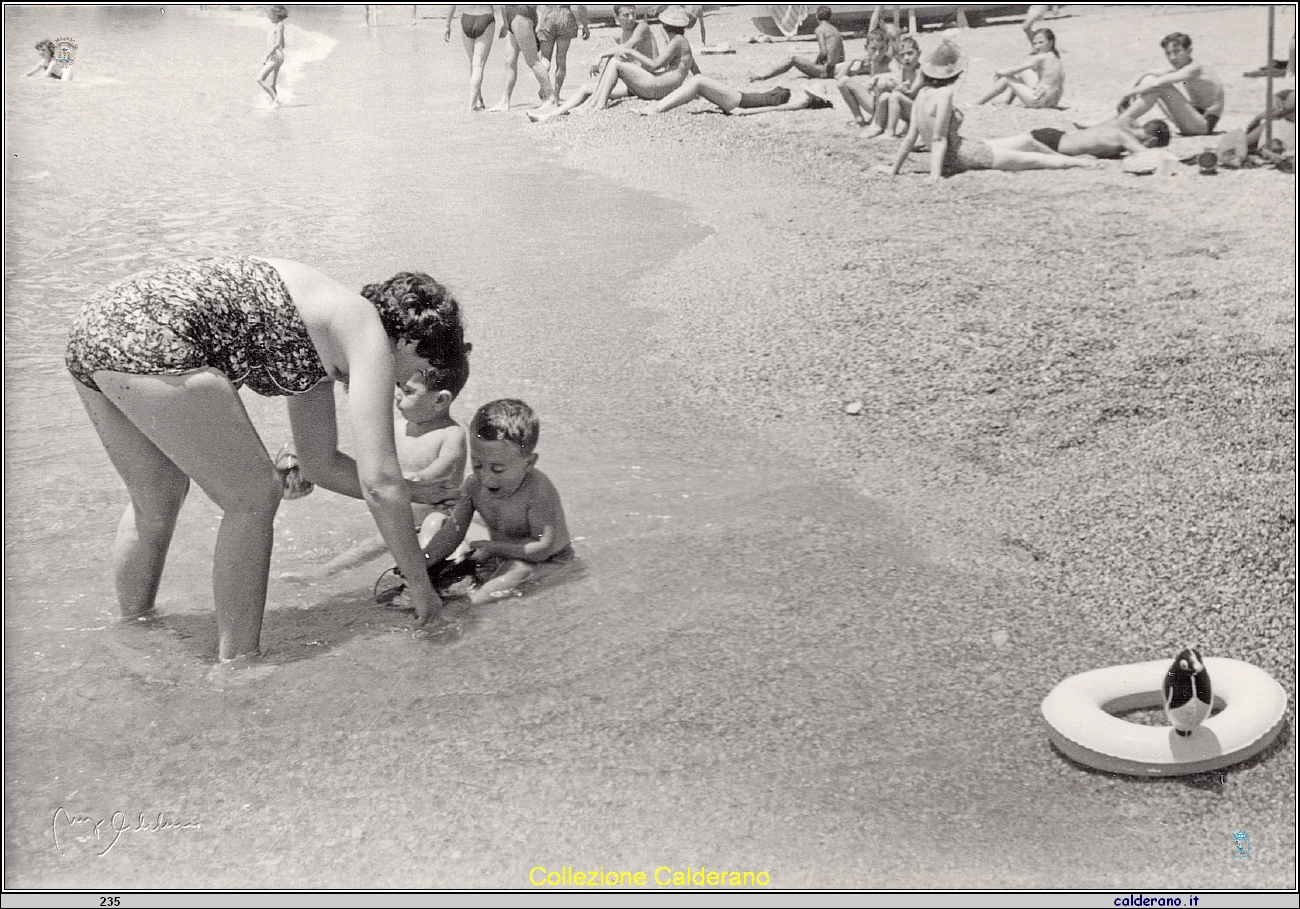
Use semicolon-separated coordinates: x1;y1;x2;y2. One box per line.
24;61;46;76
286;382;363;499
629;35;683;73
887;95;923;174
423;485;476;562
997;55;1043;78
343;328;441;622
445;5;457;40
927;89;953;183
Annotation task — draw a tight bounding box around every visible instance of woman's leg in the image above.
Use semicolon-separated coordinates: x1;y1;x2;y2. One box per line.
749;57;796;82
652;74;742;113
89;369;283;661
510;14;557;104
839;77;870;125
551;36;573;96
600;63;685;106
465;23;494;110
988;144;1093;171
526;80;595;120
488;30;522;111
75;381;190;619
976;77;1014;105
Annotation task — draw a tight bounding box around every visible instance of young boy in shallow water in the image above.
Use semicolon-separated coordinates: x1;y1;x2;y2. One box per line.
282;354;471;582
258;5;288;105
422;399;571;604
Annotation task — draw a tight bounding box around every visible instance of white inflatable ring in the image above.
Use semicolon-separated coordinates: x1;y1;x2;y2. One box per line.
1042;657;1288;776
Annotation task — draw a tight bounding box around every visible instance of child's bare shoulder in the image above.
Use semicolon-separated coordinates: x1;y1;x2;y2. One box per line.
521;468;564;504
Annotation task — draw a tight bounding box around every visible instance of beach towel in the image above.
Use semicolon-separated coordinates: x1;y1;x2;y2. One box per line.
767;5;810;38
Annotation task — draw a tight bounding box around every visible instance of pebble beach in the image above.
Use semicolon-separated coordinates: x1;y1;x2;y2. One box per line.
3;2;1295;892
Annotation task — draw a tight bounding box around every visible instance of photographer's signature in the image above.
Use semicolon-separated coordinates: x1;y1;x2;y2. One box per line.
53;807;200;856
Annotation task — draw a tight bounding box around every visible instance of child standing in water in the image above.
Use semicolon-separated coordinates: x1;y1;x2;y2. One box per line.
258;5;288;105
421;399;572;604
283;352;473;583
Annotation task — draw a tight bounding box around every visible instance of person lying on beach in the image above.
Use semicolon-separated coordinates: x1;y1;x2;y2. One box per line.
837;27;899;127
527;4;695;121
421;399;572;605
880;40;1094;182
991;116;1170;160
536;5;590;97
638;76;834;115
1095;32;1224;136
257;5;288;105
861;37;923;138
975;28;1064;109
25;39;71;81
488;5;559;111
749;6;844;82
282;353;472;584
446;6;503;111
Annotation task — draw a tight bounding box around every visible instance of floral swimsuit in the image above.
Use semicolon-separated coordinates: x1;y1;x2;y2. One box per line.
66;257;327;396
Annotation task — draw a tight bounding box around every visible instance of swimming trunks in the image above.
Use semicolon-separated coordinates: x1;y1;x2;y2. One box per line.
504;5;538;32
804;93;833;110
738;86;792;109
461;11;494;40
943;135;995;176
536;6;579;42
1030;127;1066;152
66;257;327;396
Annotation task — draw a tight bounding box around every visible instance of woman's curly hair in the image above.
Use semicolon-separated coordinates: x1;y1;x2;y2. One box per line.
361;271;471;367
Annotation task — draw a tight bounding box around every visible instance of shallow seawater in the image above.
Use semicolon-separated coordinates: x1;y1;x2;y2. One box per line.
3;3;706;639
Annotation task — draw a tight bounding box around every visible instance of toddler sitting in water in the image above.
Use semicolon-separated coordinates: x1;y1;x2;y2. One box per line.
282;351;472;582
420;399;572;605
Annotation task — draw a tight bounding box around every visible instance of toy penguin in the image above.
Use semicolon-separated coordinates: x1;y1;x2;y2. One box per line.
1163;647;1213;736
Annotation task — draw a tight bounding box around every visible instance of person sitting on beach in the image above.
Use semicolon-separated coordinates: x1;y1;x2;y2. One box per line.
590;5;657;78
282;352;472;584
837;27;899;127
536;5;590;97
257;5;288;105
639;75;834;116
445;6;503;112
1104;32;1224;136
25;39;71;81
488;5;559;111
528;5;696;121
863;36;924;139
421;399;572;605
975;28;1064;109
1245;88;1296;156
990;116;1170;160
749;6;844;83
881;40;1094;182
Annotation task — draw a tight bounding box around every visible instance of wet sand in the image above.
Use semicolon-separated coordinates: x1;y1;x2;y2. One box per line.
5;3;1295;891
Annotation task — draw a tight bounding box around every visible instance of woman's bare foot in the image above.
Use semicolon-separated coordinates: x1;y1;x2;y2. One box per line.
863;124;885;139
487;98;511;112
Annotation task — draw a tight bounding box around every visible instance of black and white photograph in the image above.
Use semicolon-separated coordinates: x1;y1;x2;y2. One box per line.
3;2;1296;898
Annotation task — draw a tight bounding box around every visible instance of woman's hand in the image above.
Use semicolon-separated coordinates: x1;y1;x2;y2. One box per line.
409;583;442;626
444;27;452;41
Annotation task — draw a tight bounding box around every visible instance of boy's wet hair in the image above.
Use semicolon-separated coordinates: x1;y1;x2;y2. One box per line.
471;399;540;454
898;35;920;55
1143;119;1171;147
421;346;472;398
816;6;833;21
269;5;289;21
1161;32;1191;52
